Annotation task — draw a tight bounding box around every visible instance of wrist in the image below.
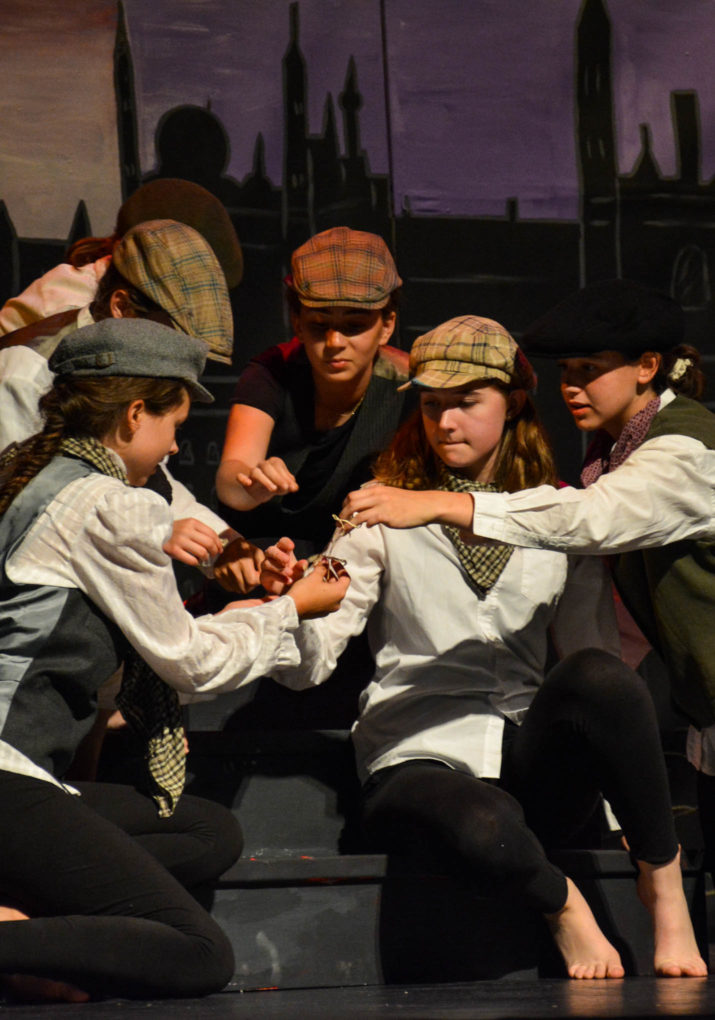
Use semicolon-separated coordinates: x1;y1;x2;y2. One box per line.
435;491;473;528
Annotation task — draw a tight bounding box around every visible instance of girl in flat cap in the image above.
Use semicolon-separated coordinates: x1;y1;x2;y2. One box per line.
0;318;348;1002
345;281;715;907
261;314;705;980
216;226;411;561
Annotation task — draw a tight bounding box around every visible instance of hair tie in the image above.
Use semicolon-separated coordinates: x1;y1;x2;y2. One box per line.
668;357;693;382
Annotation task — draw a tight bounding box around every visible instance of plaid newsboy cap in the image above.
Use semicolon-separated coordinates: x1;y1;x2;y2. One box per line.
399;315;536;391
112;219;234;364
49;317;214;403
115;179;243;289
289;226;402;309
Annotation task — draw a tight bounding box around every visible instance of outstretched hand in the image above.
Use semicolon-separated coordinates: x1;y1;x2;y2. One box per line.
260;536;307;594
340;484;473;530
213;536;265;593
236;456;298;506
164;518;225;566
287;561;351;619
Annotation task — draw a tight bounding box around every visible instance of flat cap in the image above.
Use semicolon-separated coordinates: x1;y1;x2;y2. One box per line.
112;219;234;364
49;317;214;403
289;227;401;309
399;314;536;391
521;279;684;359
116;179;243;288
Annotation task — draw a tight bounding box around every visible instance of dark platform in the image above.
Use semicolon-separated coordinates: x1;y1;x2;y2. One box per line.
4;977;715;1018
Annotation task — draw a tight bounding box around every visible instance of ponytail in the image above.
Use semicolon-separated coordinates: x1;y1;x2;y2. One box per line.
655;343;706;401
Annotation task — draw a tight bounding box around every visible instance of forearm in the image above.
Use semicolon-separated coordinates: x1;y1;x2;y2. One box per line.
215;459;261;510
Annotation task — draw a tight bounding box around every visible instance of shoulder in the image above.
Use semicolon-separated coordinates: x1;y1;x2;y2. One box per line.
374;344;409;384
648;395;715;449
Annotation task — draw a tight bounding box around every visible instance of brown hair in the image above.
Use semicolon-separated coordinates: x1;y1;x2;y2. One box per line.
66;235;116;268
0;377;187;516
373;384;557;493
89;263;173;324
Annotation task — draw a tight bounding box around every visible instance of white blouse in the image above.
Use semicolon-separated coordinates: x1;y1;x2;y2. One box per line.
270;519;620;783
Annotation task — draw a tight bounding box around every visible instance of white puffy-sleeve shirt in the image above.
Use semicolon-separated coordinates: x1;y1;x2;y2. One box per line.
468;392;715;555
7;473;301;695
270;520;620;783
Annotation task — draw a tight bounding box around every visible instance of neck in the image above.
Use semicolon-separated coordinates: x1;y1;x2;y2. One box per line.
313;373;371;429
606;388;659;440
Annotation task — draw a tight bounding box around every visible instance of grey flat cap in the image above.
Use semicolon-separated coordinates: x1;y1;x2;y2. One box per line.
49;318;214;403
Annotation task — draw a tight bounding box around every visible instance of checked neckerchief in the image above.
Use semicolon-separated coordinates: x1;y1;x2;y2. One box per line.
438;463;515;599
61;436;186;817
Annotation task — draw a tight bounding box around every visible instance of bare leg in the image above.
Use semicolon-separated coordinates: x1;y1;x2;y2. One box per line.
545;878;625;979
636;848;708;977
0;905;90;1002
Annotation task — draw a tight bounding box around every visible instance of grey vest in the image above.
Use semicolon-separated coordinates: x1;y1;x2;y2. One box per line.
614;396;715;726
0;457;126;777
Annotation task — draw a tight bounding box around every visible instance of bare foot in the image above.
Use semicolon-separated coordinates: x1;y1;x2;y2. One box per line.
545;877;625;979
636;849;708;977
2;974;90;1003
0;905;91;1001
0;906;29;922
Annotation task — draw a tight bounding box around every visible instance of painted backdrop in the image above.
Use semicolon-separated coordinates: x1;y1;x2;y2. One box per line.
2;0;715;496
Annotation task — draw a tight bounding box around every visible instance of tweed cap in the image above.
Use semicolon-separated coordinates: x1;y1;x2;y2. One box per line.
289;227;401;309
49;318;214;403
521;279;684;359
115;179;243;288
399;315;536;392
112;219;234;364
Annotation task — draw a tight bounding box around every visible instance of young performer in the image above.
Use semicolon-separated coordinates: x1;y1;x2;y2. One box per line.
0;317;347;1001
265;314;706;979
216;226;410;559
342;281;715;888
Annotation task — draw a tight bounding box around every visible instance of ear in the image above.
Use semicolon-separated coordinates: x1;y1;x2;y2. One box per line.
378;310;397;346
125;398;147;434
109;289;135;319
506;389;526;420
637;351;661;387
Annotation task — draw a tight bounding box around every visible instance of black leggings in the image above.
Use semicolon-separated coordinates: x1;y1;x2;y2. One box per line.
362;648;678;915
0;776;242;999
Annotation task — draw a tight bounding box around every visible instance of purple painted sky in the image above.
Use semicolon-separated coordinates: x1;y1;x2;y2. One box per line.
2;0;714;236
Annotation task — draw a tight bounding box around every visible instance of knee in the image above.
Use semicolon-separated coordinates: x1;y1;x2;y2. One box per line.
546;647;650;711
183;925;236;997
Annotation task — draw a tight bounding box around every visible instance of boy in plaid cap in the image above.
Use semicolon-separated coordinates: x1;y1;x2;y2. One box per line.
0;219;260;598
0;178;243;336
217;226;411;560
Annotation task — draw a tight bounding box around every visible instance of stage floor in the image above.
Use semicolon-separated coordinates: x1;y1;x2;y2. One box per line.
3;977;715;1019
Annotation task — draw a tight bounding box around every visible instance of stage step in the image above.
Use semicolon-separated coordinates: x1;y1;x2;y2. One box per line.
98;727;708;990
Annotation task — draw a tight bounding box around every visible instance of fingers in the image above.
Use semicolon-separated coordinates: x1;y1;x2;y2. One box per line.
164;518;224;565
237;458;298;498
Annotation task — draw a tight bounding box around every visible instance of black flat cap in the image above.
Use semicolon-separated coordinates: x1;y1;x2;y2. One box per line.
521;279;684;359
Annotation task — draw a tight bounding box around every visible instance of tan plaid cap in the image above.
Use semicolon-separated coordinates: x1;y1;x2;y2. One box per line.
290;226;401;309
112;219;234;364
116;179;243;288
399;315;536;391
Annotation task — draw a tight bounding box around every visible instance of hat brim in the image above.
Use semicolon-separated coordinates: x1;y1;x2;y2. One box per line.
185;379;214;404
397;368;512;392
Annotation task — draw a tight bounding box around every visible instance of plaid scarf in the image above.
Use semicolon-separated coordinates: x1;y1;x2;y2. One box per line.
438;464;514;599
60;437;186;817
580;396;661;487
